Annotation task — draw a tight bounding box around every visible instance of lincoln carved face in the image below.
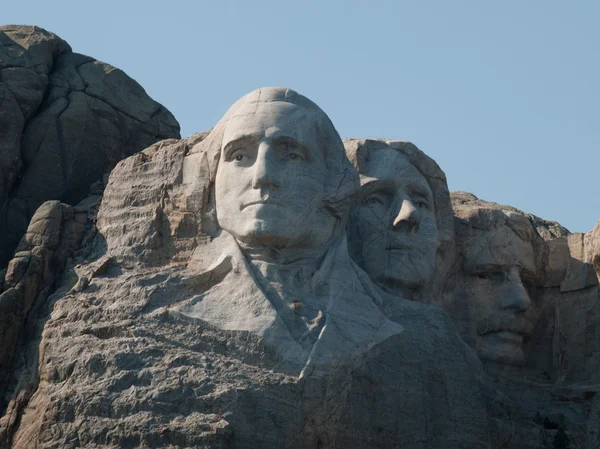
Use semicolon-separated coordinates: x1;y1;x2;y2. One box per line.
215;101;337;249
452;211;537;366
351;148;439;296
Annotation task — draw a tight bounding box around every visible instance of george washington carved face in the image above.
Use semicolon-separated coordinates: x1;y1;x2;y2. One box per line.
214;89;356;251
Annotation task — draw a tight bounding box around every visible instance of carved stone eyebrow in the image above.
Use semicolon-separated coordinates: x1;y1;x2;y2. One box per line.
405;181;433;203
469;263;505;274
360;179;396;195
222;134;260;158
270;135;310;157
519;266;537;280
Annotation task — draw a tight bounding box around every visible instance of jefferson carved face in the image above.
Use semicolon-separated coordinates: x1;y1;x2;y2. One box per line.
353;148;439;295
452;214;536;366
215;101;336;249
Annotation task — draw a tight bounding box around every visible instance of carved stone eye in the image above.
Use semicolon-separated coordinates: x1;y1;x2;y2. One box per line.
289;153;298;160
475;272;504;282
235;154;244;161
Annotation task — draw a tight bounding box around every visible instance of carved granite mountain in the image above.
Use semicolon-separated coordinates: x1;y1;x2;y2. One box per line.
0;27;599;447
0;25;180;266
0;89;492;448
2;140;599;448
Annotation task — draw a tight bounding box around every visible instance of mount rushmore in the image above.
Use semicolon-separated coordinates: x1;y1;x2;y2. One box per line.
0;25;599;448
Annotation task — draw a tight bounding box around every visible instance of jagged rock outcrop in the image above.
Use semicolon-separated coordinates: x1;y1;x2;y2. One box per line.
451;191;570;240
588;219;600;279
0;201;82;374
0;192;101;441
0;25;180;266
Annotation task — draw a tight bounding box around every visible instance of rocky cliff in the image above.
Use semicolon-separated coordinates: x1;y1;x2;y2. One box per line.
0;25;180;266
0;28;598;449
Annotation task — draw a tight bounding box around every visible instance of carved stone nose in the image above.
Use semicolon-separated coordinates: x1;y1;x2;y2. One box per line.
498;266;532;312
393;199;420;233
252;142;279;189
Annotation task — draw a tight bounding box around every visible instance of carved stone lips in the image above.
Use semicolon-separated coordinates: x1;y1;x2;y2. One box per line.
385;244;413;252
477;314;534;338
384;236;418;252
242;200;283;209
488;331;524;344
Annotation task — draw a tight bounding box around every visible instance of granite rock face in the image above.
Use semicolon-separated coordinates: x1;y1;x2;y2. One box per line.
0;25;180;266
444;193;600;448
0;88;492;448
447;192;600;383
0;45;597;448
447;199;544;368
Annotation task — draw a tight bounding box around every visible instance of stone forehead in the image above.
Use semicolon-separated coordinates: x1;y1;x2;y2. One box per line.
217;87;344;159
454;206;536;243
221;87;327;123
343;139;447;183
221;101;319;146
217;88;351;176
192;87;344;158
460;223;536;274
225;101;313;122
343;138;454;244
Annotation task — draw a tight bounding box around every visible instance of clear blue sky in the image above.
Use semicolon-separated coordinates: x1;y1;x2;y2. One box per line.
6;1;599;232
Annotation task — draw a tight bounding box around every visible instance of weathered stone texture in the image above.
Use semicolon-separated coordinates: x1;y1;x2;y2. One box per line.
0;44;597;447
445;193;599;448
451;191;570;240
343;138;455;304
0;25;180;266
0;89;492;448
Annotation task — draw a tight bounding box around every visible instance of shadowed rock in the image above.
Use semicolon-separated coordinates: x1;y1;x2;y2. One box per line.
0;25;180;266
